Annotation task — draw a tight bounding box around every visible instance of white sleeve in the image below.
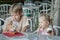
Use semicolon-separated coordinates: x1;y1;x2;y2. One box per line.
2;17;12;30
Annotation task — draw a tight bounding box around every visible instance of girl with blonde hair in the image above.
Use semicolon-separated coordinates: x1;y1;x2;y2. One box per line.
36;13;56;35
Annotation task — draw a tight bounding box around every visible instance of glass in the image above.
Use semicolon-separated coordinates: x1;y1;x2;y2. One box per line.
9;21;18;32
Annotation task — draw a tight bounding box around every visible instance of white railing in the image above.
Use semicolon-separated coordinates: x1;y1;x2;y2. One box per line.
0;4;11;13
39;3;51;14
0;4;11;19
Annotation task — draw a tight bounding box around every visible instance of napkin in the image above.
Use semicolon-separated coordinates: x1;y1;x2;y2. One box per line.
3;32;24;37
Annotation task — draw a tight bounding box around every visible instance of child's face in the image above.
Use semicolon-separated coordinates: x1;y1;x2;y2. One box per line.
11;12;22;21
39;16;49;28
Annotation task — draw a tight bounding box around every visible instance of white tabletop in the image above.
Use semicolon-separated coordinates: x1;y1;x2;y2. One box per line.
0;33;60;40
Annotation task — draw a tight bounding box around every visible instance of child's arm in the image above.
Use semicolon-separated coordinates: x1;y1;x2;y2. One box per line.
2;21;12;33
34;26;41;33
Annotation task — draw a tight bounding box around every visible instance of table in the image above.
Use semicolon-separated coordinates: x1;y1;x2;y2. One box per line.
0;33;38;40
0;33;60;40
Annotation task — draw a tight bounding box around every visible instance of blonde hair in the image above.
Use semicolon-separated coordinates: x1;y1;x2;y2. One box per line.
9;3;23;14
39;13;52;25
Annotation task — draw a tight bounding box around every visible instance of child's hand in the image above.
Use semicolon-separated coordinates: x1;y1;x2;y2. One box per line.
47;30;56;36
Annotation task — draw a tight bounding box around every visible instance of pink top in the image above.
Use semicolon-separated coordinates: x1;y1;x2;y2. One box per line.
39;28;49;35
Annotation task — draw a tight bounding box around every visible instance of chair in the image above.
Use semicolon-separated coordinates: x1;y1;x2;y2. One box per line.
0;18;5;33
52;25;60;36
0;4;11;19
54;25;60;36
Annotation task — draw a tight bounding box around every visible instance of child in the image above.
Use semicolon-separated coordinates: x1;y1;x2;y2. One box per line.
2;3;29;33
36;13;56;36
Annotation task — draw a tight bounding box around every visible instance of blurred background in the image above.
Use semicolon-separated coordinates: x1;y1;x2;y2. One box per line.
0;0;60;35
